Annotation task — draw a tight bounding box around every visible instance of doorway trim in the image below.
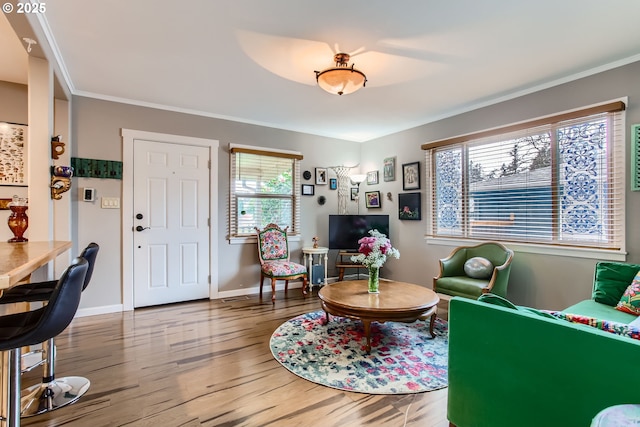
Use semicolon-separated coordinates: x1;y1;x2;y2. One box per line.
121;129;219;311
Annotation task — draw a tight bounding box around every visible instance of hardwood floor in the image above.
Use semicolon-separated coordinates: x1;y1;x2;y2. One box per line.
21;288;450;427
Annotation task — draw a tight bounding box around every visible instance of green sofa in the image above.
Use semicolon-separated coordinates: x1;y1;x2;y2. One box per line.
447;261;640;427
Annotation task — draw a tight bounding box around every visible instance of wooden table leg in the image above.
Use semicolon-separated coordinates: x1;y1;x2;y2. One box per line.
429;312;437;338
362;320;372;352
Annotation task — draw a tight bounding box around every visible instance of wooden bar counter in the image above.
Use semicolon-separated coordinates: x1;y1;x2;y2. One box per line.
0;241;72;291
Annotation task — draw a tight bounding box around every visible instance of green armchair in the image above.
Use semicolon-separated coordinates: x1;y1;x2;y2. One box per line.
433;242;514;299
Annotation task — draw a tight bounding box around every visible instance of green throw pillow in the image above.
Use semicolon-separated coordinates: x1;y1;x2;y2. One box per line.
593;262;640;307
616;272;640;315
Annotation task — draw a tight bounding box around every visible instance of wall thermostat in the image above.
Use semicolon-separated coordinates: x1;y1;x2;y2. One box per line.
82;188;95;201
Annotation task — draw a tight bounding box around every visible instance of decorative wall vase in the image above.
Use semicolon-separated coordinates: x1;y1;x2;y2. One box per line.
7;200;28;243
368;266;380;294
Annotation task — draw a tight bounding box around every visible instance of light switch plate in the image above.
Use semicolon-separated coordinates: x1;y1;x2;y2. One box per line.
101;197;120;209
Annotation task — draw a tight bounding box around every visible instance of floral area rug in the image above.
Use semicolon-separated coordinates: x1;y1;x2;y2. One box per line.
269;311;448;394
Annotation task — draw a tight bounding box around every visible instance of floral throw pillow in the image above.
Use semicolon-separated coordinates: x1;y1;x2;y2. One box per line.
616;272;640;315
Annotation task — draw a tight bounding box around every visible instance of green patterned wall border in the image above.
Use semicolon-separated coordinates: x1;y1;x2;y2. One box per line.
70;158;123;180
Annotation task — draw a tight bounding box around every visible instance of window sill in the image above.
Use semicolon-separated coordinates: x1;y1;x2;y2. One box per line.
229;235;301;245
426;237;627;261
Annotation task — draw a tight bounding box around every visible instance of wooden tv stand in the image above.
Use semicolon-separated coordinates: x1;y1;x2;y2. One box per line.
335;251;381;281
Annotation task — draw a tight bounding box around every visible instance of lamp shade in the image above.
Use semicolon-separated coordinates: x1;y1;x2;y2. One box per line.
315;53;367;96
350;174;367;185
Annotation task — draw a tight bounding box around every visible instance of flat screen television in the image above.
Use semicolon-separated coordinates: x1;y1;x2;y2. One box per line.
328;215;390;250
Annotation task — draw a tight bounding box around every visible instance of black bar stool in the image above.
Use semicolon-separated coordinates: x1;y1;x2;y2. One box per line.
0;257;88;427
0;243;99;418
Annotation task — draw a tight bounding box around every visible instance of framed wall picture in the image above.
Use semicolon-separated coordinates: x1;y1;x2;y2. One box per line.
383;156;396;182
302;184;315;195
350;187;358;200
315;167;328;185
402;161;420;190
0;123;28;186
329;178;337;190
367;170;379;185
398;192;421;220
365;191;381;208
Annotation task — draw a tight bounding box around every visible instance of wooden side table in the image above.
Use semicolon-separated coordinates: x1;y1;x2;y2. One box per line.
302;246;328;288
335;251;378;281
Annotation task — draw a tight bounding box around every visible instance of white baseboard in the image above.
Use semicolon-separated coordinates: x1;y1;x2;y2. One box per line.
75;304;123;318
74;275;367;317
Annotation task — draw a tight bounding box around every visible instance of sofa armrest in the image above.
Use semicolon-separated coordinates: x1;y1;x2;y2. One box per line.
448;297;640;427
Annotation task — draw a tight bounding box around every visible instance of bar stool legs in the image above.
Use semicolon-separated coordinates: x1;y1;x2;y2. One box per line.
20;338;90;417
1;348;21;427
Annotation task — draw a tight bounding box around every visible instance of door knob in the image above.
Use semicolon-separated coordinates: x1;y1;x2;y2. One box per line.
135;225;150;232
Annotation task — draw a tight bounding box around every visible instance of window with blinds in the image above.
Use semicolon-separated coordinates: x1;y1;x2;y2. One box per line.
423;101;625;250
229;145;302;238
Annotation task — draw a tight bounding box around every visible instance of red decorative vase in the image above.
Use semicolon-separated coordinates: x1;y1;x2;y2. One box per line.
8;205;28;243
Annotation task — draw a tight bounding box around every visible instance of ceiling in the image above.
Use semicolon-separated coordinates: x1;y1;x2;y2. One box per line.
4;1;640;142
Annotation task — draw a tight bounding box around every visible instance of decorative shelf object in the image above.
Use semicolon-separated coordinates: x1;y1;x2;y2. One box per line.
50;166;73;200
51;135;65;160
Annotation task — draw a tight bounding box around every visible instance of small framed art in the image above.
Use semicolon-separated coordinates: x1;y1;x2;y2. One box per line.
402;161;420;190
302;184;315;196
315;168;327;185
367;170;379;185
365;191;381;208
383;156;396;182
398;192;421;220
329;178;337;190
350;188;358;200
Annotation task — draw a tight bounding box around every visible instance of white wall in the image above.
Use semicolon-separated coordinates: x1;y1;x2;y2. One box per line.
14;58;636;314
71;97;362;310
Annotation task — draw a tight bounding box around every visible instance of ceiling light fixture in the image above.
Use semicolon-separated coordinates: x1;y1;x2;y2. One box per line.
314;53;367;96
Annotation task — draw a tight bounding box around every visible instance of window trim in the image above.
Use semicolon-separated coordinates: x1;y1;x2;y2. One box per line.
422;99;627;259
228;143;302;244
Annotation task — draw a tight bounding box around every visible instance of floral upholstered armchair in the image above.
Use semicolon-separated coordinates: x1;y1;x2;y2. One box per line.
255;223;308;303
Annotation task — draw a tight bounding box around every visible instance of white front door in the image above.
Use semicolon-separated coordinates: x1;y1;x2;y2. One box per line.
132;139;210;308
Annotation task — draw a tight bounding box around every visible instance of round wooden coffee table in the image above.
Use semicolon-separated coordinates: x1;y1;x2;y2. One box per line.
318;279;439;352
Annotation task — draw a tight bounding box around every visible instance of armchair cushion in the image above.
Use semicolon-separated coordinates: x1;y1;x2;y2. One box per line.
436;277;493;299
593;261;640;306
261;261;307;278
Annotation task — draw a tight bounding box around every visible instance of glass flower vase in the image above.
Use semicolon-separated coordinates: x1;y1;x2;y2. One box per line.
368;266;380;293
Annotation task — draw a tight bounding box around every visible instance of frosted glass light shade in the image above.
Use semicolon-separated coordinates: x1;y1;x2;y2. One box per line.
316;67;367;95
315;53;367;96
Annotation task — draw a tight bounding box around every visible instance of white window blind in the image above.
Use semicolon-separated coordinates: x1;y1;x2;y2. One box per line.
423;102;625;250
229;145;302;238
